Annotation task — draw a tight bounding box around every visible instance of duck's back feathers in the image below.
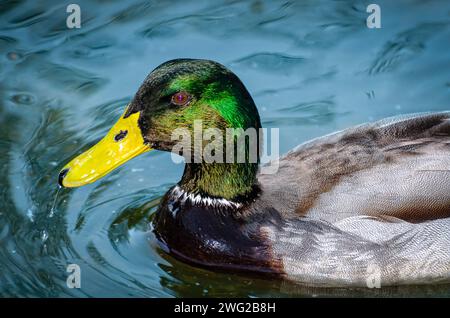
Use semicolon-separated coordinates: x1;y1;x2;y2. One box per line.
257;112;450;223
249;112;450;286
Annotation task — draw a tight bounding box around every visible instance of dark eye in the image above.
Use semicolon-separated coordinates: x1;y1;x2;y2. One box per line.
171;91;191;106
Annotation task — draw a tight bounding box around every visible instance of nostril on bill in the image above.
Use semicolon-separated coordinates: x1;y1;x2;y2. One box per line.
58;168;69;187
114;130;128;142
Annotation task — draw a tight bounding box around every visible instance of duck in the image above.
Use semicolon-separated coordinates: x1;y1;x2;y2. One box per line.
58;59;450;287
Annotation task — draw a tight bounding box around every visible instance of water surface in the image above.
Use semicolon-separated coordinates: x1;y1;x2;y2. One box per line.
1;0;450;297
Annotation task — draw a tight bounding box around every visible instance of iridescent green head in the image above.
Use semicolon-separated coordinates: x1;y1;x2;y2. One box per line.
127;58;261;152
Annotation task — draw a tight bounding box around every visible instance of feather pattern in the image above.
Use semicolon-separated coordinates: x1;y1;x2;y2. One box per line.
252;112;450;285
265;216;450;286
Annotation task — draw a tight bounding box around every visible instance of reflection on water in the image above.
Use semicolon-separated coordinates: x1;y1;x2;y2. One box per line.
0;0;449;297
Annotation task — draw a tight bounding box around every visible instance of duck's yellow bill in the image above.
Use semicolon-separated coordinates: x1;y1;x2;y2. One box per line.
59;107;152;188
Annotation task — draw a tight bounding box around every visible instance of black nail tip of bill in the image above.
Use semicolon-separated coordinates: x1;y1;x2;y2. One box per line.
58;168;69;187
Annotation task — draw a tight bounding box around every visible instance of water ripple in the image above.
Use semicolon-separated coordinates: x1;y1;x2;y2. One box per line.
368;23;448;75
37;63;107;94
230;52;306;74
0;0;449;298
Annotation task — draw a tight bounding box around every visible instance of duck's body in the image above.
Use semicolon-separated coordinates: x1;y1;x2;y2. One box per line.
154;111;450;286
260;112;450;223
60;59;450;287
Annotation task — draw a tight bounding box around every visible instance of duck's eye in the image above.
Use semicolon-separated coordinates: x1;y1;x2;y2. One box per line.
114;130;128;142
171;91;191;106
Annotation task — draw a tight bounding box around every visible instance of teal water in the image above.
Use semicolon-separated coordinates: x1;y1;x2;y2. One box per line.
0;0;450;297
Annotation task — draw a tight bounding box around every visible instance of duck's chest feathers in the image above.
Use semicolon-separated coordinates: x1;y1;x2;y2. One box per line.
153;187;283;275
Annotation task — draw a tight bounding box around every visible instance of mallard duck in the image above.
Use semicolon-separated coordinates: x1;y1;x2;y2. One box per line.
59;59;450;287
